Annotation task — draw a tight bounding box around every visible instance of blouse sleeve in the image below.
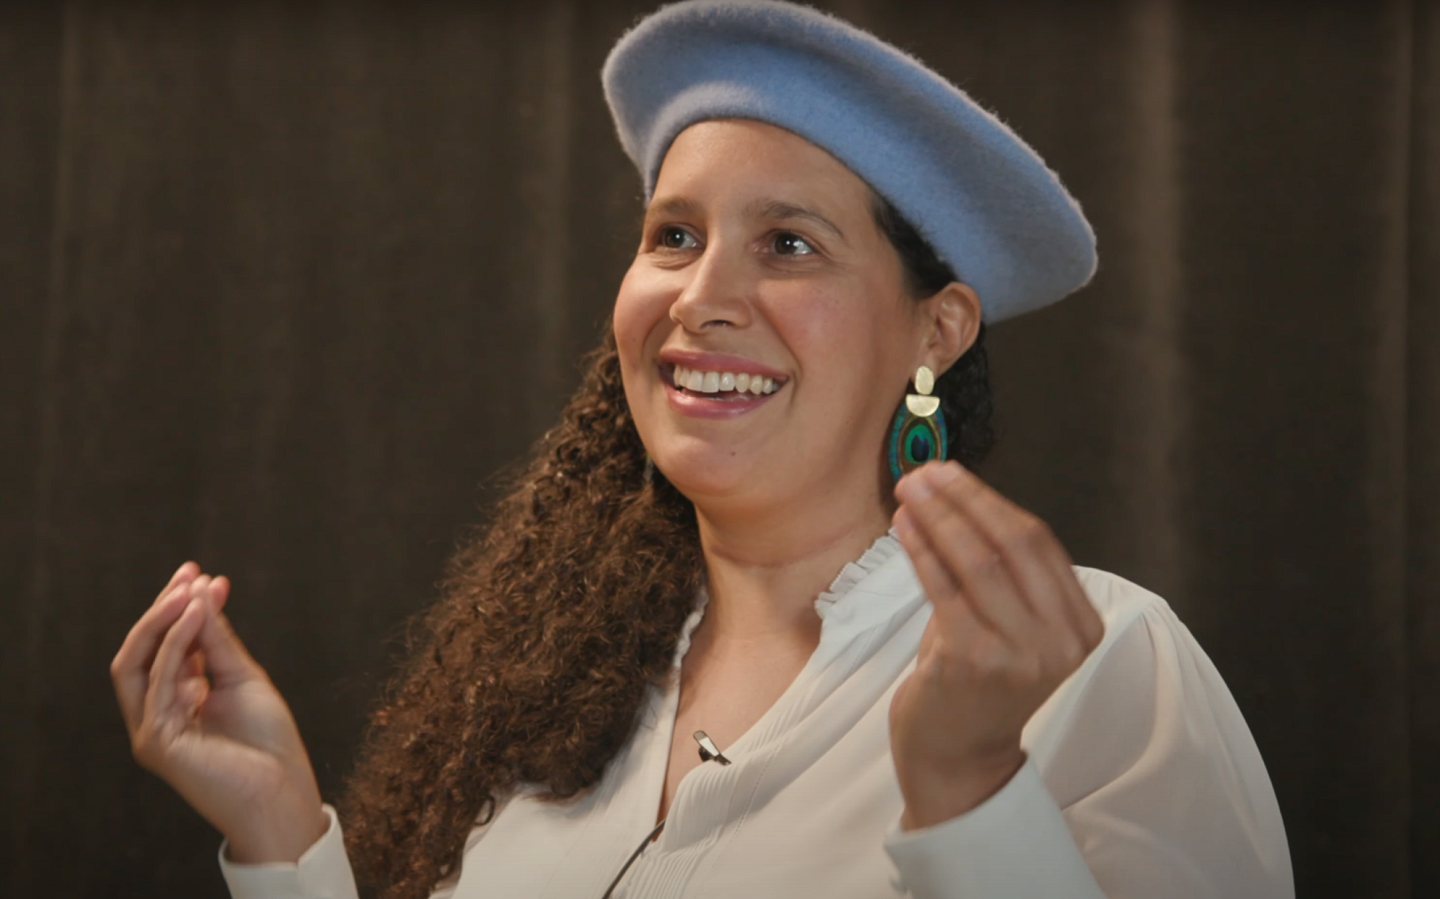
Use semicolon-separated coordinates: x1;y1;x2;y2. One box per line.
218;805;364;899
883;569;1294;898
218;805;468;899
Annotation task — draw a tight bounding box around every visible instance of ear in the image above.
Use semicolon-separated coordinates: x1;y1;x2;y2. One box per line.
918;281;982;373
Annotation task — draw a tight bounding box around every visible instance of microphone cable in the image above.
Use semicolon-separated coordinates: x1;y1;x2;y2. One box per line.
599;818;666;899
599;731;731;899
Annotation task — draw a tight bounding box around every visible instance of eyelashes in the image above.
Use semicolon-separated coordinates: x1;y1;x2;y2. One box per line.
770;232;816;256
649;225;820;258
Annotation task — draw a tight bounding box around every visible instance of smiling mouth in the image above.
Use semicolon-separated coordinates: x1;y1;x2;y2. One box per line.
665;364;784;399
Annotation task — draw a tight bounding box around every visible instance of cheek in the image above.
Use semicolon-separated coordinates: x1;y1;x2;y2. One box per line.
612;265;670;376
782;288;917;430
772;288;898;382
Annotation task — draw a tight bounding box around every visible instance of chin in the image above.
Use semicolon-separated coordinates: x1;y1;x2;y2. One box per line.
654;453;754;501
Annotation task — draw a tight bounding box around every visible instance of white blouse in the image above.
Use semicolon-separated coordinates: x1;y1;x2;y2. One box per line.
220;534;1294;899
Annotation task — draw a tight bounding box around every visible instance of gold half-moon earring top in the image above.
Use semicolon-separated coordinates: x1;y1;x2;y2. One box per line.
906;394;941;417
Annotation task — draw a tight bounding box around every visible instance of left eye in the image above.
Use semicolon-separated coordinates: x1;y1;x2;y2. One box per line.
771;232;815;256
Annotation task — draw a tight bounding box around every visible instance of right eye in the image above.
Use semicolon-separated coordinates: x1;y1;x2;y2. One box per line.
658;226;699;250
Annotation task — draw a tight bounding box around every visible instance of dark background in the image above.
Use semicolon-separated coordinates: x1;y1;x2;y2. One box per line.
2;0;1436;896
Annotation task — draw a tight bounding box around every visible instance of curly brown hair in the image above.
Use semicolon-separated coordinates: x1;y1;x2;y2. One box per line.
339;199;995;899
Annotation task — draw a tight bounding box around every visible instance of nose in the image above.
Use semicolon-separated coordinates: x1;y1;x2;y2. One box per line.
668;240;754;333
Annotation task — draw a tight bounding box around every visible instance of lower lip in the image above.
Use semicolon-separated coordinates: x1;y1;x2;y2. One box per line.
664;380;780;419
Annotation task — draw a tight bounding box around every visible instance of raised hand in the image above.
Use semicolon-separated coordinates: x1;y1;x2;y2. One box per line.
889;462;1104;830
110;562;328;863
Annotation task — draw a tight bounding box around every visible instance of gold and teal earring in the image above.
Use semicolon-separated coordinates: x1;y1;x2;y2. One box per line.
888;365;947;482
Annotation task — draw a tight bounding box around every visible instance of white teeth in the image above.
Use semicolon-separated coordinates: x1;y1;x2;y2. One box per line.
672;365;781;395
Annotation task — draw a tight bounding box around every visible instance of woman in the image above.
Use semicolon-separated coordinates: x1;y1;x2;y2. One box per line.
110;2;1293;897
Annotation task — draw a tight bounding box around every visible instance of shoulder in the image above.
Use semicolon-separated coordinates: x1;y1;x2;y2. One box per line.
1067;565;1209;679
1067;566;1222;691
1022;566;1205;761
1070;565;1175;636
1022;569;1294;893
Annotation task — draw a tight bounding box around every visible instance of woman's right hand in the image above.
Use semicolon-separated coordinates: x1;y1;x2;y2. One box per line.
110;562;330;863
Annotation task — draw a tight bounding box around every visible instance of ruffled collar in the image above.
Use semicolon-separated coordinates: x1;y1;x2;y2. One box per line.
673;528;908;669
671;591;711;669
814;528;904;615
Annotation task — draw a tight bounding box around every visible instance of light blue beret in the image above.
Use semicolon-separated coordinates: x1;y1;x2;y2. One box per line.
602;0;1097;323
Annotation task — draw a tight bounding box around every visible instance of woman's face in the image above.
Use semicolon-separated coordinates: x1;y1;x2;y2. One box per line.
614;119;952;520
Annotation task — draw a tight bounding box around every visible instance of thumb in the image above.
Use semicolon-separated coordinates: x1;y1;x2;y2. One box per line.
194;580;260;686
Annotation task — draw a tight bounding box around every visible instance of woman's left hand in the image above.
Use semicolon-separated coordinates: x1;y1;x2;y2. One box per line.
889;461;1104;830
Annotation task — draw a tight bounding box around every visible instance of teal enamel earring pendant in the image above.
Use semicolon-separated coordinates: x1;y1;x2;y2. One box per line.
888;365;947;482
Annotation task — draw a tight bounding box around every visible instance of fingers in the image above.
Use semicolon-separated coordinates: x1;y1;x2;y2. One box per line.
927;465;1098;650
895;509;987;639
193;580;259;687
111;564;233;736
894;467;1035;639
138;594;209;759
180;576;233;682
158;561;200;604
889;463;1105;812
174;674;211;718
183;649;207;680
112;580;197;733
949;473;1098;645
114;561;200;693
210;575;231;613
894;463;1103;657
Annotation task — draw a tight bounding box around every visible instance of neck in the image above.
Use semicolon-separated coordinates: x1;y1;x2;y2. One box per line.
691;484;895;646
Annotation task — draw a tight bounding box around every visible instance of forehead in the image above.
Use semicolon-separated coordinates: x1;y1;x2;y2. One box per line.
652;119;875;215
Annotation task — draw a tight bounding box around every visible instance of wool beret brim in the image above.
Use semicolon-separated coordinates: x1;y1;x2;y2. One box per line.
601;0;1098;323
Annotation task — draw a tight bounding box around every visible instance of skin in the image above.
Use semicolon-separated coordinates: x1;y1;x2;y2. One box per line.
109;565;328;862
109;118;1103;866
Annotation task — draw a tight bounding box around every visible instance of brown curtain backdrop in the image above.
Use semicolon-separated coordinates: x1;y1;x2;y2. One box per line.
2;0;1435;896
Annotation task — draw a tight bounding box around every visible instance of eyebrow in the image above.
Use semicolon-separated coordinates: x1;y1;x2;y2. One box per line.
642;195;846;242
748;199;846;242
646;196;704;221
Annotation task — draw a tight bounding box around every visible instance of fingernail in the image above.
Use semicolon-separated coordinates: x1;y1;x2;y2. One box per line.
896;474;932;502
923;463;962;486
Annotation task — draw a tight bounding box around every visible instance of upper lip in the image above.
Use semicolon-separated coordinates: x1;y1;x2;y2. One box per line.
657;348;788;380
